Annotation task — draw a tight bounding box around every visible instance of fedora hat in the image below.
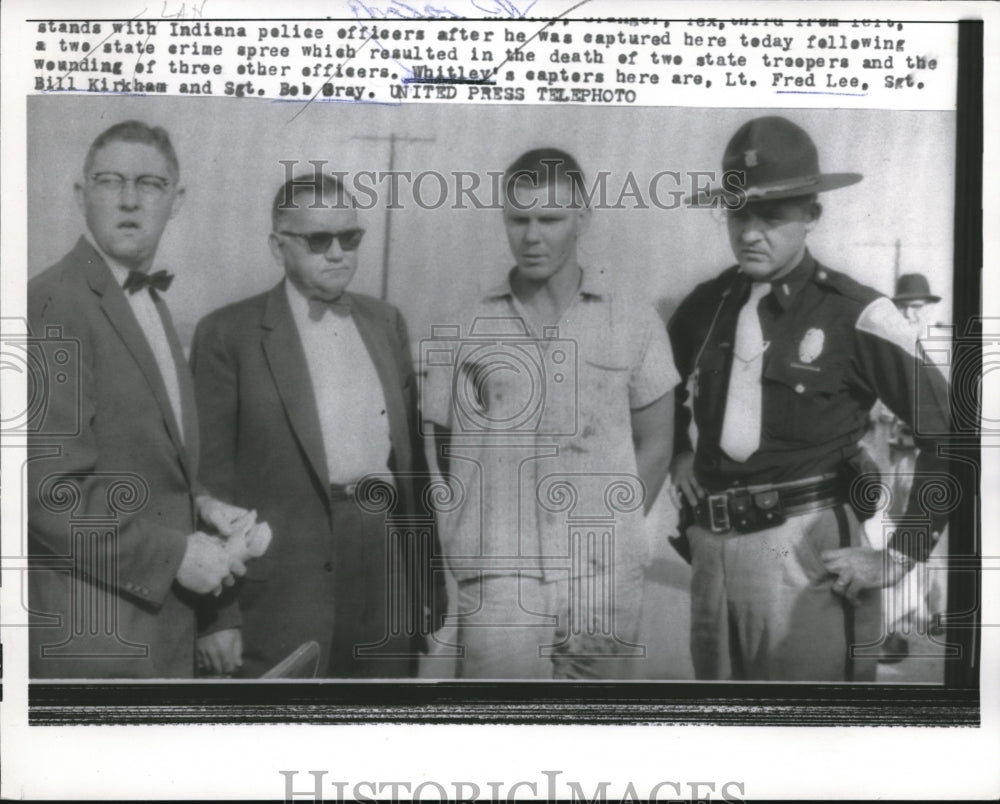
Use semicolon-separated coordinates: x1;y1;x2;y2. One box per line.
893;273;940;303
692;116;863;204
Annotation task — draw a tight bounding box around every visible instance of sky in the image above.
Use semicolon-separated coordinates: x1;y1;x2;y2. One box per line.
27;95;956;348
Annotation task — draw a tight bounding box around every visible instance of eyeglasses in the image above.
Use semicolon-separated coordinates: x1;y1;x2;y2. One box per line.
89;172;171;198
275;228;365;253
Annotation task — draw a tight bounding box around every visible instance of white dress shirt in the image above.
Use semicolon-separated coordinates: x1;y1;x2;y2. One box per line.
90;235;186;442
285;280;392;485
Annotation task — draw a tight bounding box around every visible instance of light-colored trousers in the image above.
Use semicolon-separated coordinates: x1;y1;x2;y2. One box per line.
688;505;881;682
453;570;644;679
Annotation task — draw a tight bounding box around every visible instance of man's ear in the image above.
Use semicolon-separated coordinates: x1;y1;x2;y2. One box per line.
804;201;823;233
168;185;186;219
74;180;86;216
268;233;285;268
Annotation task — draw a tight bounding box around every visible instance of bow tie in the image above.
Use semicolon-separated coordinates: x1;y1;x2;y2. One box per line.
123;269;174;295
308;297;352;321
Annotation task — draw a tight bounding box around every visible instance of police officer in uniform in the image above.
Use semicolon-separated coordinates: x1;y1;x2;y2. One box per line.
667;116;951;682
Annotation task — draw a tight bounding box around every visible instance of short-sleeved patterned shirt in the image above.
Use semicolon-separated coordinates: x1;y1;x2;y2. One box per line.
423;269;679;584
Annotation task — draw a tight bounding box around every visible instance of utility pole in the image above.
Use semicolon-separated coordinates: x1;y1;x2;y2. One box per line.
352;132;436;300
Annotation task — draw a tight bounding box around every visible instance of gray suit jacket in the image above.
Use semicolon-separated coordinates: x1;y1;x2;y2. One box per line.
191;281;444;677
28;237;202;678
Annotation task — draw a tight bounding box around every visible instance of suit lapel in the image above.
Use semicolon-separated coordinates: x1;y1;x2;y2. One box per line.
78;239;193;479
260;283;330;491
152;295;200;483
351;297;409;475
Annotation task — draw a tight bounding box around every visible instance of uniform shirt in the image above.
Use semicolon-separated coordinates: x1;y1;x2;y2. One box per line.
424;268;679;583
668;252;952;559
92;235;186;441
285;281;392;485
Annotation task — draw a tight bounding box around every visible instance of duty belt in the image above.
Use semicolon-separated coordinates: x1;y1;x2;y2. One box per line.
691;473;844;535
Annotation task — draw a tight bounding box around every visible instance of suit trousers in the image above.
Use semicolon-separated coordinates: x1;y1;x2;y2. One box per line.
688;504;881;682
329;495;415;677
238;494;418;678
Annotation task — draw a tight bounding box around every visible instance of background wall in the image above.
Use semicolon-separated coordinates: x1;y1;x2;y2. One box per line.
27;96;956;349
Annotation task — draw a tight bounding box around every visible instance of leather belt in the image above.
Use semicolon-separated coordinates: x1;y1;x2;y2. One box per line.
690;473;844;535
329;482;359;499
329;477;396;500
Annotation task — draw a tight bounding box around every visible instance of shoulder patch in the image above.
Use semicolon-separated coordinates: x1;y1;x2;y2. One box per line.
855;296;918;358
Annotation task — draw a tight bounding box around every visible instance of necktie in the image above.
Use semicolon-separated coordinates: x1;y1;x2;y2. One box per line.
720;281;771;463
307;297;352;321
123;269;174;295
151;293;198;455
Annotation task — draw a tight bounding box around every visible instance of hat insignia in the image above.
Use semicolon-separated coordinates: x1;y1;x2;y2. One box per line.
798;328;824;364
744;149;759;168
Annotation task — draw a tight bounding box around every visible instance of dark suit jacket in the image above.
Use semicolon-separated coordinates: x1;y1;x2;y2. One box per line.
27;237;202;678
191;281;443;678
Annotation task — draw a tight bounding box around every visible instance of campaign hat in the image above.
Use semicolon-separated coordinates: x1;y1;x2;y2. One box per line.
692;115;863;204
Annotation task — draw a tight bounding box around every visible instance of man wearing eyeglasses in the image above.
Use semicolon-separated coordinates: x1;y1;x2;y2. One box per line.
191;172;443;678
27;120;253;678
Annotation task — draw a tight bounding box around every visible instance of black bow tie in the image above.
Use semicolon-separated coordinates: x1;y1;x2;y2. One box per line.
123;269;174;295
307;297;352;321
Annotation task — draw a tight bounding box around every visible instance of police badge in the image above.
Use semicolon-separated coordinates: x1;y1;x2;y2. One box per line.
798;328;825;364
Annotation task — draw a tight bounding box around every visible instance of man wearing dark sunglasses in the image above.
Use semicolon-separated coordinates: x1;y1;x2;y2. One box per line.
190;173;444;678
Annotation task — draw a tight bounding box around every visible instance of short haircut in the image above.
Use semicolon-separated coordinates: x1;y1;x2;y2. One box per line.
504;147;587;205
84;120;179;180
272;173;352;229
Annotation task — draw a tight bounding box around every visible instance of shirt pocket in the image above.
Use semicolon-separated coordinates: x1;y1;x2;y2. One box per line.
581;357;631;400
762;357;847;445
563;356;631;447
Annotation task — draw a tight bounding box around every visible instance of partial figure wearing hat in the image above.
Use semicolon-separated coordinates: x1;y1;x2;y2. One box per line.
893;272;941;331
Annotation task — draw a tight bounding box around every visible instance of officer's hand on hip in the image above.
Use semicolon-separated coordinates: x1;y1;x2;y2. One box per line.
668;451;705;509
821;547;914;607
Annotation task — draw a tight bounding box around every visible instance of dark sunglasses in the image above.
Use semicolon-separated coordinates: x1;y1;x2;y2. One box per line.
276;228;365;253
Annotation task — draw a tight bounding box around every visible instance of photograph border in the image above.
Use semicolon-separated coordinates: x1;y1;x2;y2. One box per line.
17;15;984;729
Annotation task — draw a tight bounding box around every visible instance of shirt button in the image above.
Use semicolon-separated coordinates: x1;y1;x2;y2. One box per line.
795;383;806;394
818;270;827;280
324;561;333;572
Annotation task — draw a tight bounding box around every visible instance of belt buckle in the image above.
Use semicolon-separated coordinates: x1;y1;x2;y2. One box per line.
330;482;358;499
707;493;731;533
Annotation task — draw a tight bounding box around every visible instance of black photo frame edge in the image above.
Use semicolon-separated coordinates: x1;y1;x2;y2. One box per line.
24;17;984;728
